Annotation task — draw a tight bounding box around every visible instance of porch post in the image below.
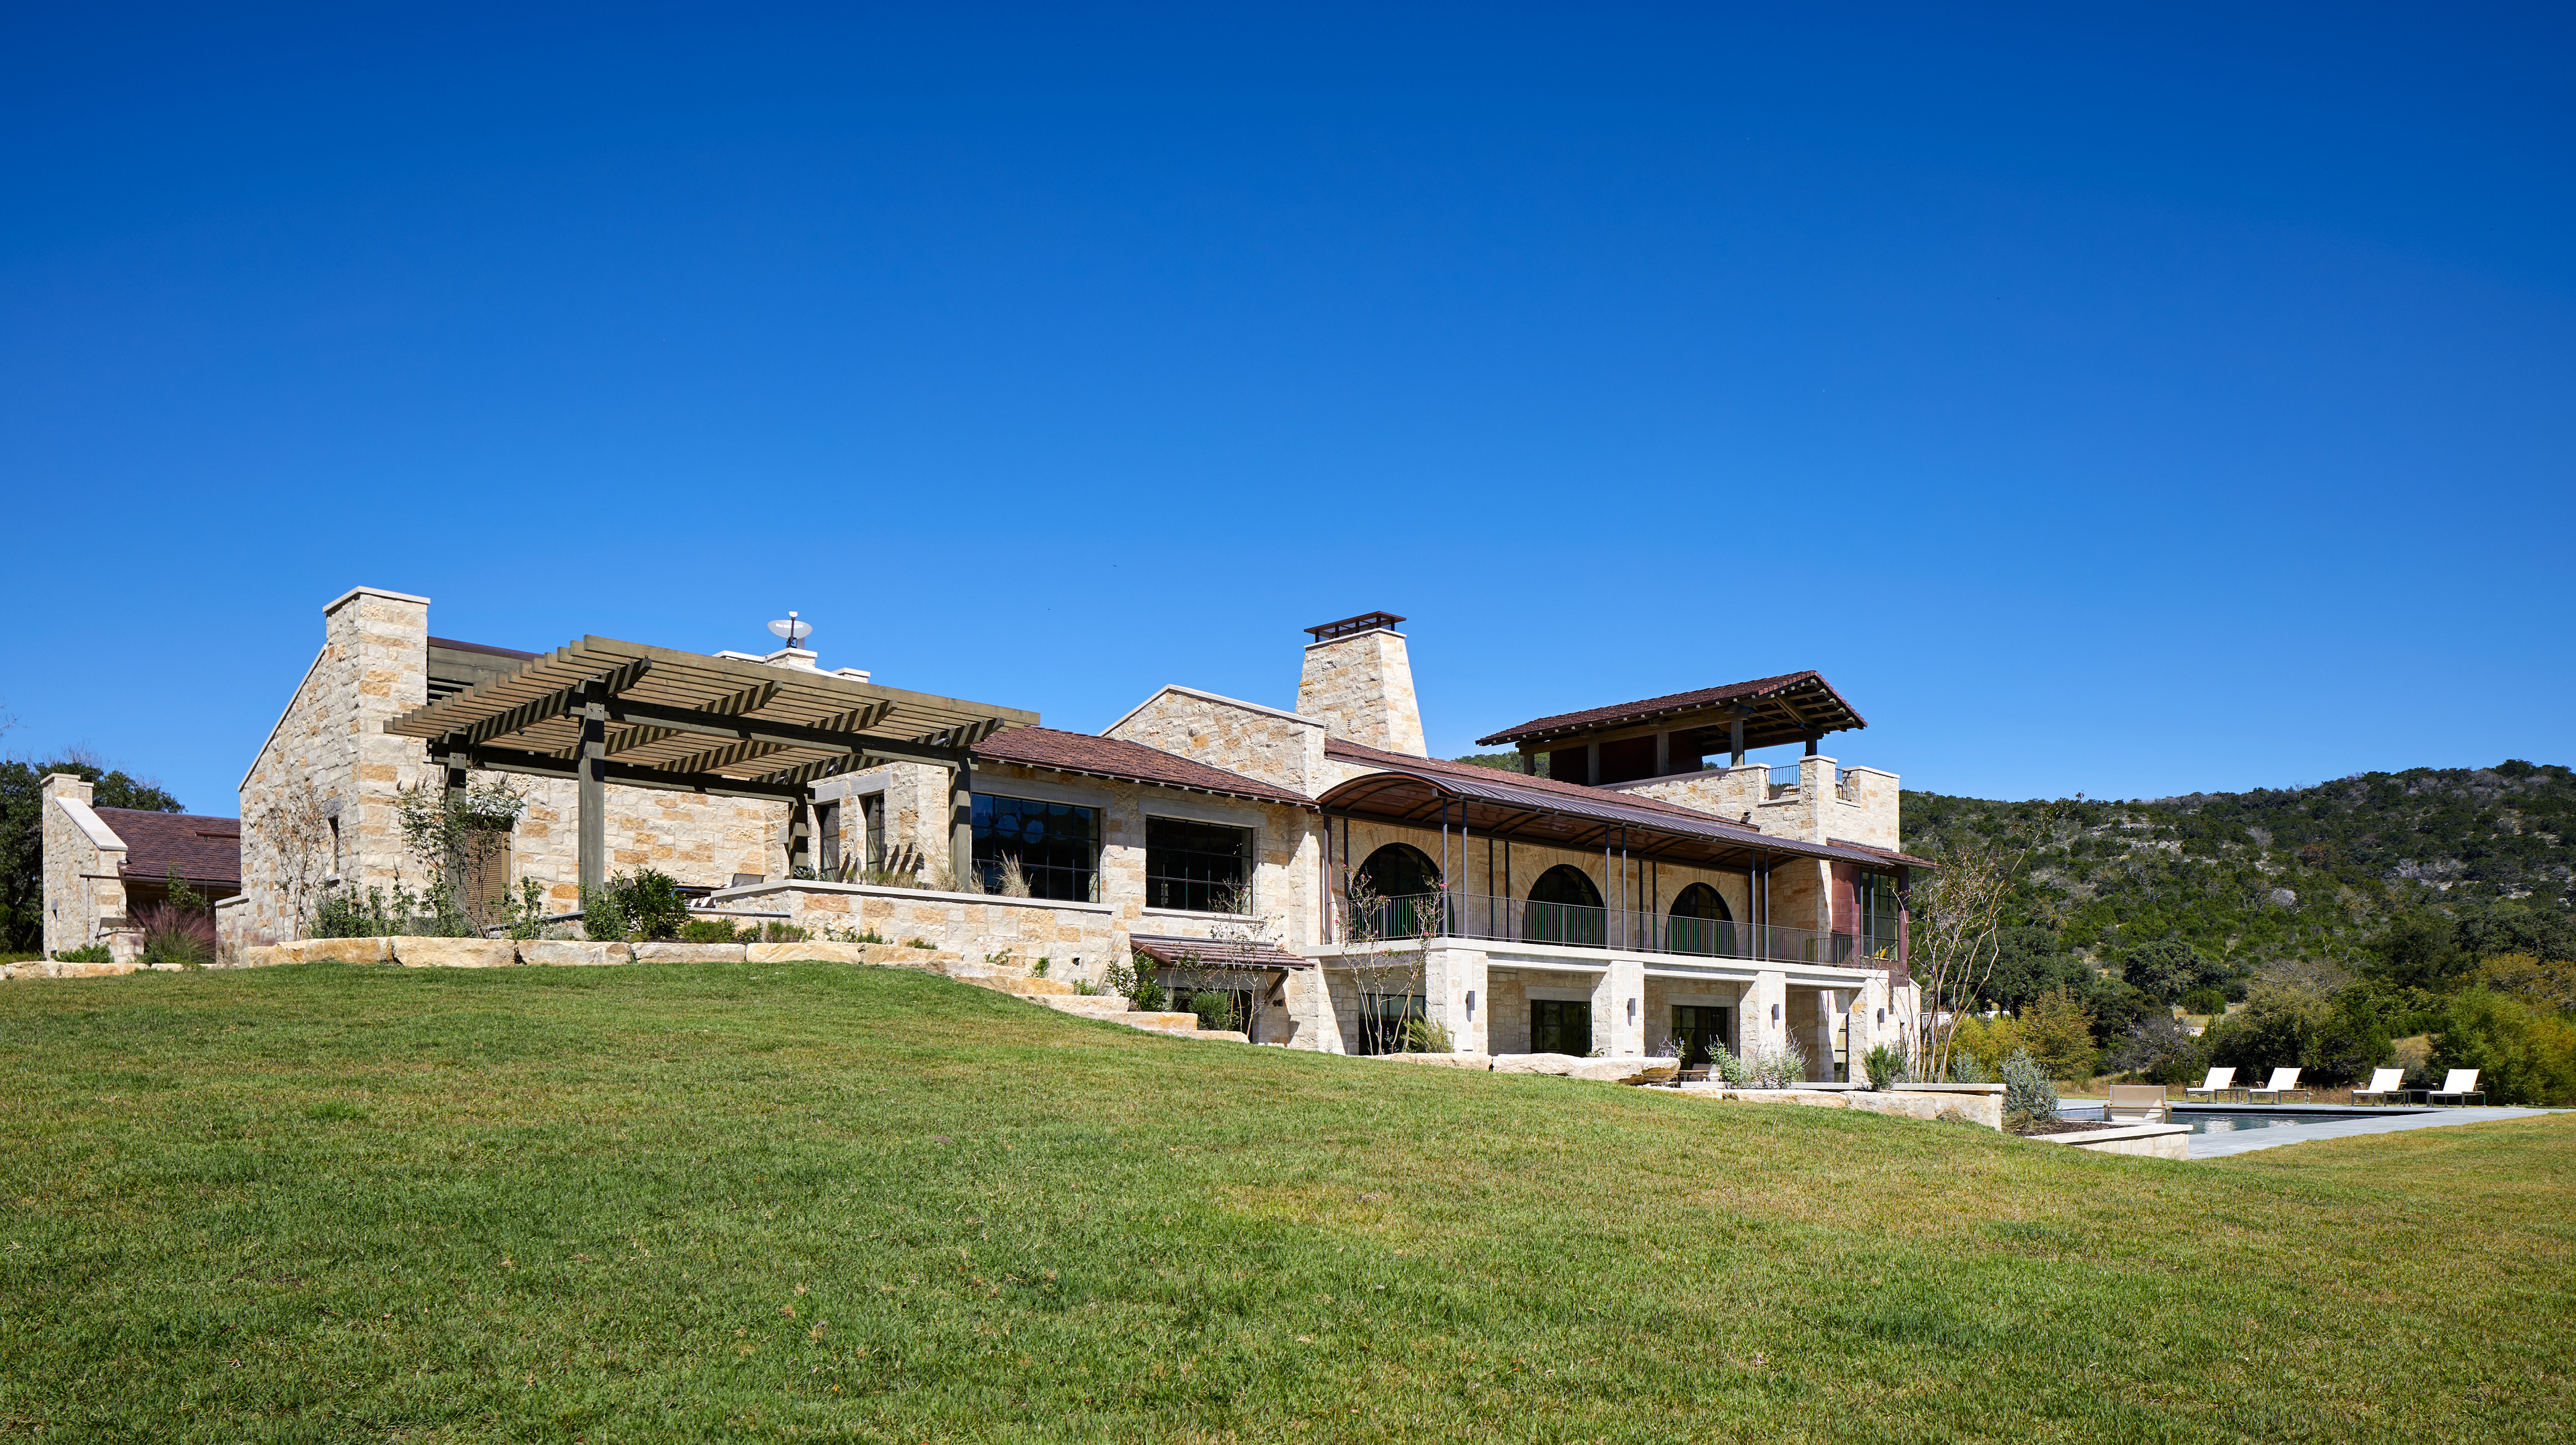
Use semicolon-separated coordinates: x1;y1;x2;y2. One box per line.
949;753;974;890
1729;710;1746;767
576;682;607;896
788;796;812;879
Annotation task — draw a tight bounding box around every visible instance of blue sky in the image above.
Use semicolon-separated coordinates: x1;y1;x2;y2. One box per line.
3;3;2570;812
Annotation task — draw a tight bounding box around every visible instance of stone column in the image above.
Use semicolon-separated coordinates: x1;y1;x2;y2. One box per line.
1595;955;1646;1056
1427;945;1490;1054
1747;969;1788;1051
1296;625;1427;757
1796;754;1835;842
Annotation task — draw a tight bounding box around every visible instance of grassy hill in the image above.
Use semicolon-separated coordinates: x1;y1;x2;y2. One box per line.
0;961;2569;1442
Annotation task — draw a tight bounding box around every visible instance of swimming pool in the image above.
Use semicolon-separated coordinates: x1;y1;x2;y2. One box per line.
2061;1105;2431;1134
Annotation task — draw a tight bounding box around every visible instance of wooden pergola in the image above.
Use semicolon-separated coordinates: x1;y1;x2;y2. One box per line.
385;635;1037;891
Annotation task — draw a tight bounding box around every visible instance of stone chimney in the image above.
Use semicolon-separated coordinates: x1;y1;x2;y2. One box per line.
1297;612;1426;757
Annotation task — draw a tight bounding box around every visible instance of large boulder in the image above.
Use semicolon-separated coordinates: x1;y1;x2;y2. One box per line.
630;943;747;964
1368;1053;1495;1070
743;941;872;964
1491;1054;1679;1085
292;937;393;965
521;940;633;967
392;938;520;969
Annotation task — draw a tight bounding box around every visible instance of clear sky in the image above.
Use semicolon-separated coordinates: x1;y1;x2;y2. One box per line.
3;4;2570;814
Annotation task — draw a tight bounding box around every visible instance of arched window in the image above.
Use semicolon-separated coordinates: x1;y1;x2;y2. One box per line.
1523;864;1605;947
1350;842;1443;939
1666;882;1737;958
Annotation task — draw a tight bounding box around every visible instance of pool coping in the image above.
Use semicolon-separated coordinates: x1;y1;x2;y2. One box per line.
2184;1106;2563;1159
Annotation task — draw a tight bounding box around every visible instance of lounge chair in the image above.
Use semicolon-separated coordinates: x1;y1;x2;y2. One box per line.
2183;1067;2241;1103
2426;1069;2485;1106
2245;1067;2311;1104
2351;1067;2410;1105
2106;1083;2168;1122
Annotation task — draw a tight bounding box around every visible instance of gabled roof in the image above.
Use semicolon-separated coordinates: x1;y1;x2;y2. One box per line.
95;808;241;887
1474;671;1866;749
974;727;1316;808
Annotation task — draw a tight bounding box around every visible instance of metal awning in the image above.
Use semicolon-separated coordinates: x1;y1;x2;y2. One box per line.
1128;933;1316;971
384;635;1037;890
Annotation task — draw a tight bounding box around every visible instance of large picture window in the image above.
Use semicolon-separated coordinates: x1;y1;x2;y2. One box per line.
971;795;1099;901
1146;816;1252;912
1531;998;1592;1055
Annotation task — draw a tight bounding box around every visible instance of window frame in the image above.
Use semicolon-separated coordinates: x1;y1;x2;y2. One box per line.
1143;813;1258;914
970;792;1103;902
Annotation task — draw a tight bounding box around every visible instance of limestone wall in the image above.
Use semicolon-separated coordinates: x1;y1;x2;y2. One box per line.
1104;687;1328;797
506;777;784;910
971;761;1323;962
39;775;131;961
716;880;1119;972
1296;629;1426;757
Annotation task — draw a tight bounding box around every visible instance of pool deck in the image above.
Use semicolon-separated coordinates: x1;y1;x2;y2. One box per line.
2063;1100;2563;1159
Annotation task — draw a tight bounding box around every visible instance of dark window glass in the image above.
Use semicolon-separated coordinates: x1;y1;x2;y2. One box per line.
1668;1004;1733;1065
862;794;885;869
1353;993;1419;1056
1350;843;1443;938
1523;864;1605;947
971;795;1099;901
1666;881;1737;957
816;802;841;875
1531;998;1593;1055
1145;816;1251;912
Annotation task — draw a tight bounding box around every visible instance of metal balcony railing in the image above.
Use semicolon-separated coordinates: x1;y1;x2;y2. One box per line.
1341;892;1890;966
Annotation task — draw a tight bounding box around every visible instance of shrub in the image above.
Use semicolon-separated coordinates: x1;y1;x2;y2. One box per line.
1740;1039;1807;1089
1863;1042;1906;1090
582;870;690;943
51;943;112;963
681;918;742;945
135;901;215;967
904;938;935;950
2432;988;2576;1106
1188;991;1240;1033
2000;1048;2060;1130
1949;1014;2023;1079
760;922;808;943
1403;1017;1453;1053
1946;1053;1993;1084
313;885;411;939
2018;987;2098;1081
2180;986;2227;1016
1707;1045;1750;1087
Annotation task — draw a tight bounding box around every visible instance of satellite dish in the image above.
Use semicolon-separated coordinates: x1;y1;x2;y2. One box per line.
767;610;812;647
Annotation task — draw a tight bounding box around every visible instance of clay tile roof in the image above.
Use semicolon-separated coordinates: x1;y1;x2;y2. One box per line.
1128;932;1316;971
96;808;241;888
972;727;1316;808
1474;670;1865;747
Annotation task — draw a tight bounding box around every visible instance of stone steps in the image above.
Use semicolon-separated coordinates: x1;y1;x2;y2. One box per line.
1035;994;1140;1019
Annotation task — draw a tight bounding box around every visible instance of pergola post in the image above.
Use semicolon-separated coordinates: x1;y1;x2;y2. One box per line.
578;682;608;896
442;747;470;810
949;753;975;891
788;797;812;879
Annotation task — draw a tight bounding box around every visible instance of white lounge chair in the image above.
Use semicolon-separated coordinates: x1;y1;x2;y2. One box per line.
2351;1067;2410;1105
2245;1067;2311;1104
2426;1069;2485;1106
2183;1067;2241;1103
2106;1083;2168;1122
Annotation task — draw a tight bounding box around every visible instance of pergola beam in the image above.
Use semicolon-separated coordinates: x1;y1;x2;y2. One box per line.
455;742;813;804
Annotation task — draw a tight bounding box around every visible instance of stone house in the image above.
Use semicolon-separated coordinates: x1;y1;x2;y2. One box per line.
224;587;1923;1072
35;773;239;967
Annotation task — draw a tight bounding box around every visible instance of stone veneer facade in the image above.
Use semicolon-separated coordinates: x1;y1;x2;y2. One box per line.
234;587;790;946
1296;627;1426;757
39;775;131;963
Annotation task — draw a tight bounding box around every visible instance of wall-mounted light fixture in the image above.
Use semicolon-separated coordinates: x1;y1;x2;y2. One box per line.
1465;989;1477;1020
1771;1003;1782;1023
1875;1008;1886;1026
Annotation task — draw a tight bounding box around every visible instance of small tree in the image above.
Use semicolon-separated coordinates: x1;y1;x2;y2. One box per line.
1338;869;1442;1053
250;779;335;939
394;777;529;936
1903;800;2070;1077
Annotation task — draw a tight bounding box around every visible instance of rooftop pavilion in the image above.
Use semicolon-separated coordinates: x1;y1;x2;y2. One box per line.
1477;671;1867;787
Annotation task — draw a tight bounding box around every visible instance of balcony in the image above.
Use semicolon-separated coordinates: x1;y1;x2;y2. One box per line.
1341;892;1900;967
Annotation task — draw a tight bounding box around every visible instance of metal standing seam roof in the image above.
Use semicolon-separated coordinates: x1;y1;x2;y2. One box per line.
1474;670;1867;747
1127;932;1317;971
972;726;1316;808
386;635;1038;786
1320;739;1925;871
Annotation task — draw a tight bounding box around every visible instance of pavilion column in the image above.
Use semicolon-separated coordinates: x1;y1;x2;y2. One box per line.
1729;711;1746;767
577;683;608;896
949;754;975;890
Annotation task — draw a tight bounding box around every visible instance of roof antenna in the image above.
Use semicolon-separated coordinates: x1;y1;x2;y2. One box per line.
766;611;812;651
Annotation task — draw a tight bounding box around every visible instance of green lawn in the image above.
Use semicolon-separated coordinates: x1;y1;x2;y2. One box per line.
0;963;2567;1444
